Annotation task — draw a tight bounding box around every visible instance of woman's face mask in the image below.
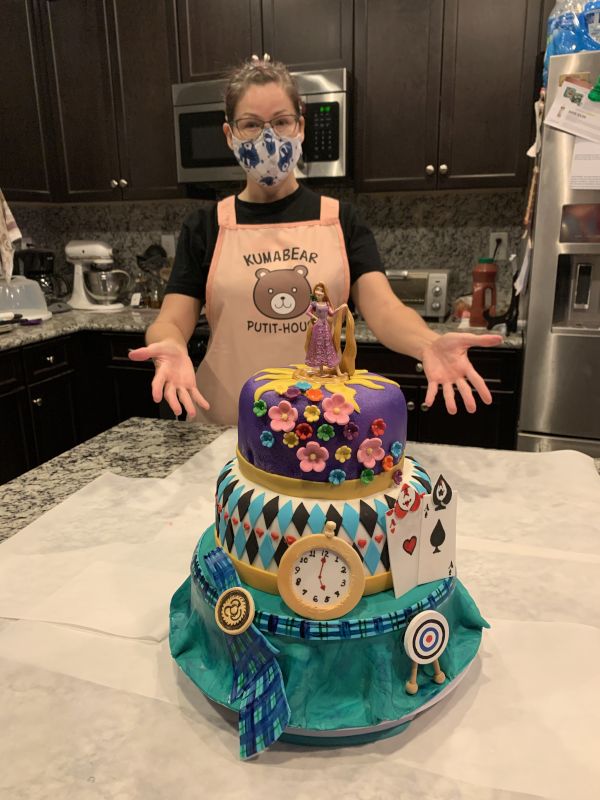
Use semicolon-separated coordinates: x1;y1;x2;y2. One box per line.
230;127;303;187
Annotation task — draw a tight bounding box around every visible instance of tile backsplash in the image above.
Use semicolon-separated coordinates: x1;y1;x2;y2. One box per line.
12;186;525;311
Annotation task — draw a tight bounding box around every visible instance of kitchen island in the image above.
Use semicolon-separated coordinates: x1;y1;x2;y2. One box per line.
1;417;599;799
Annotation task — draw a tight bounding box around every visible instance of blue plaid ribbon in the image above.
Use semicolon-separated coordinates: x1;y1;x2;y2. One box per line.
204;548;291;759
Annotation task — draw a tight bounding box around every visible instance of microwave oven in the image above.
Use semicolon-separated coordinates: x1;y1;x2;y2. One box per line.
172;68;347;183
386;269;450;322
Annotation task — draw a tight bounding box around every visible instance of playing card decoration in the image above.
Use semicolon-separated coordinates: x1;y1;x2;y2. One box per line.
403;610;449;695
418;475;457;586
432;474;452;511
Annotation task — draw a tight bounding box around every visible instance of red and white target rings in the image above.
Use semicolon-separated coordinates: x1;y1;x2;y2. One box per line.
403;610;449;664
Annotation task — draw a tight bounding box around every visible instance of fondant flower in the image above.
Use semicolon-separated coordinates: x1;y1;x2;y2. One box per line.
371;418;386;436
390;440;404;459
343;422;359;441
297;441;329;473
328;469;346;485
304;404;320;423
306;388;323;402
295;422;313;440
322;393;354;425
335;445;352;463
283;431;299;448
317;423;335;442
360;468;374;484
357;437;385;468
284;386;301;400
253;399;267;417
393;469;403;485
260;431;275;448
294;380;312;391
268;400;298;432
382;455;394;471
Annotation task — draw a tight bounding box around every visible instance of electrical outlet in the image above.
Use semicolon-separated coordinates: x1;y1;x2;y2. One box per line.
489;231;508;261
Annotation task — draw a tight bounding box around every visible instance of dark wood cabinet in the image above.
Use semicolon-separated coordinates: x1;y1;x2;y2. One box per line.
0;0;54;201
28;371;78;464
356;342;522;449
354;0;542;191
177;0;352;82
0;350;36;483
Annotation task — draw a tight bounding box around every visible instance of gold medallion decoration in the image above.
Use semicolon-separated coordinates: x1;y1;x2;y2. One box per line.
215;587;255;635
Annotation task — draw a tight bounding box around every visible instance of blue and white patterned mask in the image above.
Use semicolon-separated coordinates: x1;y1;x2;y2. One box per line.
231;128;303;187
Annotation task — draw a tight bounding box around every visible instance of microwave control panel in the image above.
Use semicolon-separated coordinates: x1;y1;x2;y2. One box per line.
302;102;340;162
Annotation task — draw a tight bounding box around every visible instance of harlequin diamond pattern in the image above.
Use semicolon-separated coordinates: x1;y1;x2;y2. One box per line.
248;492;266;527
216;464;233;493
262;496;280;529
245;531;259;564
380;541;390;571
359;500;378;537
221;479;239;508
217;473;236;502
234;525;247;558
236;489;254;522
224;519;235;551
291;503;310;536
341;504;360;541
258;533;276;568
307;504;326;534
276;500;294;534
363;540;382;575
325;505;342;532
273;537;289;565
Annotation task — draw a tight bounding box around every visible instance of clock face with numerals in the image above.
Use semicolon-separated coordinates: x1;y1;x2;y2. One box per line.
277;534;365;620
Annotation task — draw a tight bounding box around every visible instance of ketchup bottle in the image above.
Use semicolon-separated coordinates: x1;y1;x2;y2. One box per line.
470;258;497;327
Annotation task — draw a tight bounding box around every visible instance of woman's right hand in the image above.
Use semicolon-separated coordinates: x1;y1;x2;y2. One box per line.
128;339;209;418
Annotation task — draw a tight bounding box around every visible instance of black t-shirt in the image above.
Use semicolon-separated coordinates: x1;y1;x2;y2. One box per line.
165;184;384;303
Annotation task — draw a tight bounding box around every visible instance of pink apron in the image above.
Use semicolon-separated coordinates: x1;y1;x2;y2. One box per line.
193;193;351;425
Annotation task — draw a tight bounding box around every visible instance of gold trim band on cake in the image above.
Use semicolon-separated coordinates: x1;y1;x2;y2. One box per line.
215;532;394;596
236;447;404;500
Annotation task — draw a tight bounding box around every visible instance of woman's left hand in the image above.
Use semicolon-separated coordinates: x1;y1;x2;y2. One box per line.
421;333;503;414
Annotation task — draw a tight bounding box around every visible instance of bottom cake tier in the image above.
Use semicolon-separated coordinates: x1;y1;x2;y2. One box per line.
170;525;488;752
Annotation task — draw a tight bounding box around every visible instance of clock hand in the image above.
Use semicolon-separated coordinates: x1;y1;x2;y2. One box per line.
318;554;327;590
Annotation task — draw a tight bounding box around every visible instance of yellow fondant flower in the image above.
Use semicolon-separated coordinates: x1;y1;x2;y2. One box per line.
283;431;299;448
304;404;320;423
335;445;352;463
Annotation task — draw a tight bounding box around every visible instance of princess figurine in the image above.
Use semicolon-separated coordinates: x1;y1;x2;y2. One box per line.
304;282;356;377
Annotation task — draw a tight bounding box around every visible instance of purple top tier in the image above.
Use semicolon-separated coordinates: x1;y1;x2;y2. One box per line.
238;367;407;486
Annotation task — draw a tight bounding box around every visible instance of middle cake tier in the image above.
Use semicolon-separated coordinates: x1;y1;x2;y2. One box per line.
215;453;432;596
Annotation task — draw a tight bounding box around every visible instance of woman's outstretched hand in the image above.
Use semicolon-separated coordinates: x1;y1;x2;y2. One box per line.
421;333;503;414
128;340;209;418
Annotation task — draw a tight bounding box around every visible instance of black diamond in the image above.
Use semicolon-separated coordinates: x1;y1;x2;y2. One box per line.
245;531;259;564
384;494;396;509
216;466;233;493
352;543;364;562
224;519;235;551
236;489;254;522
359;500;378;537
291;503;309;535
325;505;343;532
380;541;390;571
273;537;289;565
220;479;239;508
262;496;280;529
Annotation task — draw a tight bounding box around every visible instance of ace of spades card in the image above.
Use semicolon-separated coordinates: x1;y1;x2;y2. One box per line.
417;474;457;586
387;483;424;598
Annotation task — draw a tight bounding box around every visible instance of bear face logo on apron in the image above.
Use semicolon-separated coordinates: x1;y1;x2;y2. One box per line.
194;195;350;425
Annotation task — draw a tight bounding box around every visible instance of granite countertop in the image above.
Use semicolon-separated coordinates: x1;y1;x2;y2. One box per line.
0;306;523;351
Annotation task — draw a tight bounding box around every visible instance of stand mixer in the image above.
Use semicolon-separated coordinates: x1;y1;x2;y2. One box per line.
65;240;131;312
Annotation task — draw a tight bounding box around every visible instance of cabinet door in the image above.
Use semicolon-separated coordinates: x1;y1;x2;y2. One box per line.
108;367;160;422
0;1;54;201
0;388;36;484
261;0;352;72
37;0;122;201
178;0;262;81
354;0;443;192
28;372;78;465
106;0;184;200
438;0;541;189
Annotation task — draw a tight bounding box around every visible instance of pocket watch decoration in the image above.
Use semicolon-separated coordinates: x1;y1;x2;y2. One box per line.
277;521;365;620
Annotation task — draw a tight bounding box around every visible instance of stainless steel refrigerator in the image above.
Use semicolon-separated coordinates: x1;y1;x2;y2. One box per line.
518;52;600;458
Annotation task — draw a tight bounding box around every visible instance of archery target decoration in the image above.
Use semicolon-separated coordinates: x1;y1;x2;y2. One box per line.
404;610;449;665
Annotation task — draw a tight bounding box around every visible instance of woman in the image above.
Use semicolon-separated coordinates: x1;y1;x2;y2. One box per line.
129;56;501;424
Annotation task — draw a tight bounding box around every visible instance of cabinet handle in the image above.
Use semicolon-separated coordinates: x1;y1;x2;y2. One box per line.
420;402;430;412
438;163;449;175
110;179;119;188
406;401;415;411
425;164;435;176
415;361;424;373
45;355;55;364
118;178;128;188
32;397;43;407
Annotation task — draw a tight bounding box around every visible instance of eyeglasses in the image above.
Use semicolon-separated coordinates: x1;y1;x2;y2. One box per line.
231;114;300;141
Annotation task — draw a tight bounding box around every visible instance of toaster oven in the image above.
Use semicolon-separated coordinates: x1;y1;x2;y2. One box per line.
386;269;450;321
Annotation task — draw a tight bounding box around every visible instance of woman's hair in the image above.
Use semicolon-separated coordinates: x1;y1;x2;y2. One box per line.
224;54;302;122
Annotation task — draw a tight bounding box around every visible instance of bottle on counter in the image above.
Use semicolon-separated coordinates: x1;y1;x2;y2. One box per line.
470;258;497;328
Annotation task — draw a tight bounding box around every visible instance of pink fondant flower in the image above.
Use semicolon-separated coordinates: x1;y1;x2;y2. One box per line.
322;393;354;426
297;440;329;473
268;400;298;432
357;437;385;469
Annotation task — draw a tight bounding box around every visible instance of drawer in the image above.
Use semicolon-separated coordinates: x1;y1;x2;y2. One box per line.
104;332;152;369
0;349;25;394
22;337;74;383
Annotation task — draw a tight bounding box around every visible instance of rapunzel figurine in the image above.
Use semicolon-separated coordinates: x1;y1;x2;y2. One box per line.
304;282;356;378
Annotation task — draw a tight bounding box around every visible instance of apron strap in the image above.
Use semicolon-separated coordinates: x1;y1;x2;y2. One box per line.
217;195;237;227
320;195;340;222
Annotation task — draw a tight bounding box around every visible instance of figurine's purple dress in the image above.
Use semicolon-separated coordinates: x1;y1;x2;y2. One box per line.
305;301;340;368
